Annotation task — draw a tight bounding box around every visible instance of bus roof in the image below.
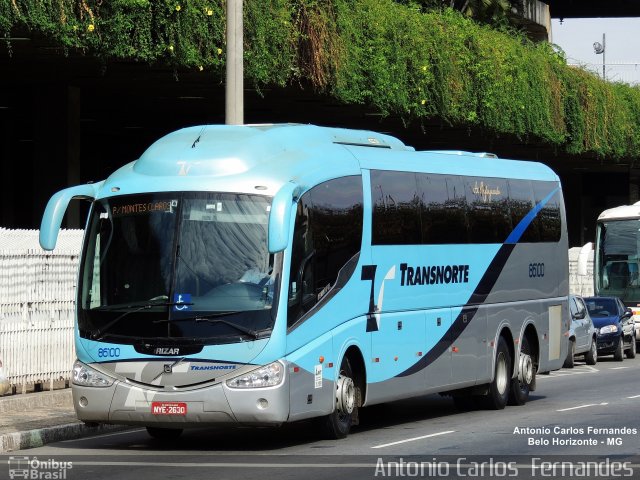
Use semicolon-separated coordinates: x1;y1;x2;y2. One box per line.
598;202;640;221
97;124;559;199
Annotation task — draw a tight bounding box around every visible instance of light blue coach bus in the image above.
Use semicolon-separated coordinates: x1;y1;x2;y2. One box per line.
40;124;568;440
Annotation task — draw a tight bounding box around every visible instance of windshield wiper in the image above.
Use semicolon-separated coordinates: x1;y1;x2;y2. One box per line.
92;298;193;340
154;313;259;339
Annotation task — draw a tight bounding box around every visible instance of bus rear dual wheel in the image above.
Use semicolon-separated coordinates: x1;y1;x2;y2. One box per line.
481;336;533;409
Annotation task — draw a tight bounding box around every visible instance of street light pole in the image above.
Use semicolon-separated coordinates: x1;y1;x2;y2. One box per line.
593;33;606;81
226;0;243;125
602;33;606;81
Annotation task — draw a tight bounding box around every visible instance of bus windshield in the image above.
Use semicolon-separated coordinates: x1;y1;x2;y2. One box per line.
595;219;640;303
78;192;281;344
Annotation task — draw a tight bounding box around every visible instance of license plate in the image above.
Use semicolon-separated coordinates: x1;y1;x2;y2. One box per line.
151;401;187;416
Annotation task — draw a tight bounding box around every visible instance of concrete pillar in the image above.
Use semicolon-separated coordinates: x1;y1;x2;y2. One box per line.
226;0;244;125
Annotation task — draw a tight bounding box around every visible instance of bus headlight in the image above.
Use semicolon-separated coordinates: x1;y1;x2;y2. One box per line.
598;325;618;335
72;360;114;388
226;362;284;389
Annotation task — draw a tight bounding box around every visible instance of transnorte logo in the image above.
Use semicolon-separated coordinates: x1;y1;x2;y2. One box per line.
190;365;236;371
399;263;469;286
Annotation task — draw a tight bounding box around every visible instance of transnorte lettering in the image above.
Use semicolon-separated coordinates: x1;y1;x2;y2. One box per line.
399;263;469;286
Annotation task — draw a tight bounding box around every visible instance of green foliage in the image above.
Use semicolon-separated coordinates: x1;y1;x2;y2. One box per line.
2;0;640;160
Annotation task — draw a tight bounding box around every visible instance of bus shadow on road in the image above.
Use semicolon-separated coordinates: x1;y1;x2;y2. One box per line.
57;392;547;452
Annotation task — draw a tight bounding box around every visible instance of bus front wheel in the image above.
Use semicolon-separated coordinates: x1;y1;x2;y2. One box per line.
319;357;357;439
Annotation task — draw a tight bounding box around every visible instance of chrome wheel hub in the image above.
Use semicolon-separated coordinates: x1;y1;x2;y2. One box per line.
336;375;355;415
518;353;533;385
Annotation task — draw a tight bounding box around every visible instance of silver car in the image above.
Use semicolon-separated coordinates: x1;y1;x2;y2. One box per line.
564;294;598;368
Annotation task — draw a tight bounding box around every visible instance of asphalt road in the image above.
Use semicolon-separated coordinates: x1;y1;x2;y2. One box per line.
3;356;640;479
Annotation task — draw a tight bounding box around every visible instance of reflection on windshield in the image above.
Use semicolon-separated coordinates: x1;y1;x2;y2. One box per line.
78;192;281;344
595;220;640;303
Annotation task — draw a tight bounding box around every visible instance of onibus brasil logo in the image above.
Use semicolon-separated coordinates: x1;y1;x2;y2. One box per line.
8;456;72;479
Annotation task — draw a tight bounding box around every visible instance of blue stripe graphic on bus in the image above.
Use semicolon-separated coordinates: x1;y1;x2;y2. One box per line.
505;187;559;244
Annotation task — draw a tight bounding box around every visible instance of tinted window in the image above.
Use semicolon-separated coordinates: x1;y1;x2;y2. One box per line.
507;179;540;243
532;181;561;242
465;177;511;243
418;174;469;244
371;170;561;246
371;170;421;245
288;176;363;326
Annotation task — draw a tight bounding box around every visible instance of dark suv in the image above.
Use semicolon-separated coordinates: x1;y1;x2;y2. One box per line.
584;296;637;361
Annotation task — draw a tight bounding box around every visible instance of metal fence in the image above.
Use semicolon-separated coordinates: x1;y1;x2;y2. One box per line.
568;246;594;297
0;228;83;393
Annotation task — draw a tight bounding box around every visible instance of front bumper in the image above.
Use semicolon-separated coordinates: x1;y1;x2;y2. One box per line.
596;333;621;354
72;371;290;428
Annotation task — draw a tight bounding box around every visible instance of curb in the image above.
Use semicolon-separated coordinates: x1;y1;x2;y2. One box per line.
0;390;72;414
0;423;130;453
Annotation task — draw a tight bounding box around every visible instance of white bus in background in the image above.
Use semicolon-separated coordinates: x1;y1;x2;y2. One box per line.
593;202;640;341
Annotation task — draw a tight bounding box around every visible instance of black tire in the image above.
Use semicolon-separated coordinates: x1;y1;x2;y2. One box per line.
318;357;357;439
146;427;183;441
563;339;575;368
480;336;511;410
626;335;637;359
584;338;598;365
613;337;624;361
509;336;534;406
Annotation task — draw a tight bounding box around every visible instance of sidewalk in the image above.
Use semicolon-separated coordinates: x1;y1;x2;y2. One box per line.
0;389;127;453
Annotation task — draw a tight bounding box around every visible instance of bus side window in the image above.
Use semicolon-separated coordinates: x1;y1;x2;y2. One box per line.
418;173;455;244
532;181;561;242
507;179;539;242
288;193;314;326
288;176;363;327
371;170;421;245
465;177;511;244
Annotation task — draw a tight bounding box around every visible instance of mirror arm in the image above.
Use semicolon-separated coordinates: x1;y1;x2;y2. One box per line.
40;183;102;250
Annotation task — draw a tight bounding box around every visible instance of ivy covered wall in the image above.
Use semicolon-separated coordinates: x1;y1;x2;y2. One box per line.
2;0;640;161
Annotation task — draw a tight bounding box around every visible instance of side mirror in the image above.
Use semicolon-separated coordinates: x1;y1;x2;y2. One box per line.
40;183;102;250
268;182;302;253
573;310;586;320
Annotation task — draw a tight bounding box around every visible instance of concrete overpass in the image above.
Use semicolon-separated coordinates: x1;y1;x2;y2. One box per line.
543;0;640;19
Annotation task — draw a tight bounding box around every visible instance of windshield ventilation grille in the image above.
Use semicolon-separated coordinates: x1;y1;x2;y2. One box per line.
126;378;165;389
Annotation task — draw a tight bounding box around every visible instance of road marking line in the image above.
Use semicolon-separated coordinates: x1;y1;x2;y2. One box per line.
557;402;608;412
538;365;599;379
539;371;593;378
371;430;455;449
610;367;629;370
627;394;640;399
